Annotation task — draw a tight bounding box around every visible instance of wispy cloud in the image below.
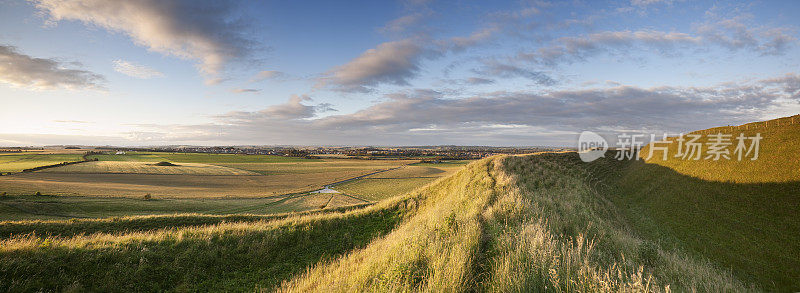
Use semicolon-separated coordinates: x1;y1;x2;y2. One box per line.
230;88;260;94
518;16;796;67
33;0;256;82
318;39;437;92
249;70;284;82
221;94;335;121
474;61;556;85
112;59;164;79
0;44;104;90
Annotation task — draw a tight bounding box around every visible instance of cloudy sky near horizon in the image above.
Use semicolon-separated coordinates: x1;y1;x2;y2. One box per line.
1;0;799;147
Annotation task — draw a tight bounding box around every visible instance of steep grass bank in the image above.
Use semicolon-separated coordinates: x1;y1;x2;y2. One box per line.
0;198;413;292
0;203;372;239
588;153;799;291
280;155;746;292
640;114;800;183
279;157;501;291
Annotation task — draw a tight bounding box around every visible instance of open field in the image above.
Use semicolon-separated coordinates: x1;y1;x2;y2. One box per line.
39;161;259;175
218;159;416;175
334;161;468;201
0;153;84;173
87;152;315;163
0;193;366;222
0;152;415;221
0;154;414;198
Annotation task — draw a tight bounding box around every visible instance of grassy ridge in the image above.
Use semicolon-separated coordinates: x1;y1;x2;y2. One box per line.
280;155;744;292
0;198;414;292
640;115;800;183
0;202;374;239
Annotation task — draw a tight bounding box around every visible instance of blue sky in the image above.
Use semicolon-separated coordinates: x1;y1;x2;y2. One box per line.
0;0;798;146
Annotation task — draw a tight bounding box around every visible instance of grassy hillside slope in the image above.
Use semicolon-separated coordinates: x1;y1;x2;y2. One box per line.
640;114;800;183
587;154;799;290
280;156;745;292
2;132;795;291
0;198;415;292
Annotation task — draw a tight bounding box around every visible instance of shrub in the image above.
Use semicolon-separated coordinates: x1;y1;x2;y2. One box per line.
154;161;178;166
144;193;152;200
35;191;42;196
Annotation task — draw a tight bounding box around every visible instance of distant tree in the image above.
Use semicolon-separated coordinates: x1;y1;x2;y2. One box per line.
144;193;152;200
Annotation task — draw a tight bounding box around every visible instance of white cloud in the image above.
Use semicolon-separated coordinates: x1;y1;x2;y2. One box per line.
318;39;435;92
250;70;284;82
222;94;334;121
112;59;164;79
379;13;426;34
0;44;104;90
33;0;255;81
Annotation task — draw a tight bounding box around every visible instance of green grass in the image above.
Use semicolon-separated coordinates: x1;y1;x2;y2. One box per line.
0;198;415;292
0;158;413;198
38;161;258;175
0;193;366;222
335;177;438;201
640;115;800;183
333;164;468;201
0;153;84;173
409;160;471;167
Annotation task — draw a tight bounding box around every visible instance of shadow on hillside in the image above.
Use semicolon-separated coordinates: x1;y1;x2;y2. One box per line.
0;202;413;292
568;152;800;292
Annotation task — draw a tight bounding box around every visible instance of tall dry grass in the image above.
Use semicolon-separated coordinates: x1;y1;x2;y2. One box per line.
279;154;749;292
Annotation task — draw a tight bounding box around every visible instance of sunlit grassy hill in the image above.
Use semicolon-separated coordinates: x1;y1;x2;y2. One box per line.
640;114;800;183
2;117;797;291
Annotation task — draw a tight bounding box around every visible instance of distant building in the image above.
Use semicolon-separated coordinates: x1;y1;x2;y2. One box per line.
115;151;126;155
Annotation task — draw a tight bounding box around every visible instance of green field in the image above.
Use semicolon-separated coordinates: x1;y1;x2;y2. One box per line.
0;152;414;199
87;152;315;164
335;163;467;201
0;153;84;173
39;161;259;175
0;192;367;221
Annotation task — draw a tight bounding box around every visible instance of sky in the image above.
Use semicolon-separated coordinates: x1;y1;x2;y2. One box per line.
0;0;798;147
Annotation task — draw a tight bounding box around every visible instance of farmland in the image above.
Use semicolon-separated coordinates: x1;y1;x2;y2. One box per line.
0;153;416;199
0;151;430;221
0;152;85;173
335;161;469;201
